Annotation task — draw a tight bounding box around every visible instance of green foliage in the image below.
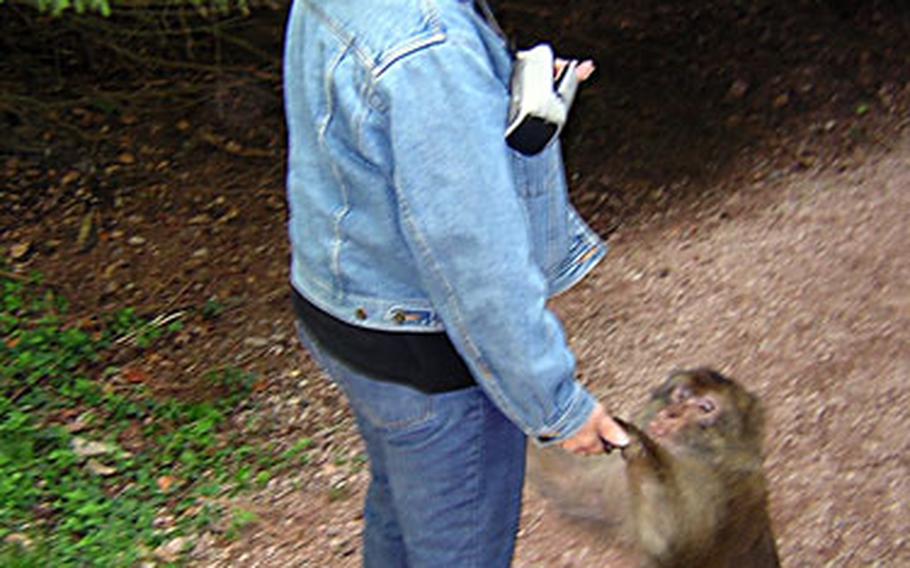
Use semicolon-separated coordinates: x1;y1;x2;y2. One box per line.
8;0;253;18
201;297;226;321
0;271;312;565
35;0;112;17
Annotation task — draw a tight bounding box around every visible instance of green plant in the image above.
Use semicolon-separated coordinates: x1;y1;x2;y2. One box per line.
0;272;306;565
6;0;254;17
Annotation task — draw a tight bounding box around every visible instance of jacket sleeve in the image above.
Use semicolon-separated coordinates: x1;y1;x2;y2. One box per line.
380;35;596;444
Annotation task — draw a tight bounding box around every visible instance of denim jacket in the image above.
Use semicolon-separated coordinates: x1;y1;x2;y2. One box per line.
284;0;606;444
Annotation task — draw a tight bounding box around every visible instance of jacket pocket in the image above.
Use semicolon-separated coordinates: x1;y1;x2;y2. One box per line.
509;142;570;276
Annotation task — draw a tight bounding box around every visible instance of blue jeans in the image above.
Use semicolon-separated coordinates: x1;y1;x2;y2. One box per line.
297;322;527;567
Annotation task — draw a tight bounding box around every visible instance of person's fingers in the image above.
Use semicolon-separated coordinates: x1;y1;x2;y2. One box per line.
554;58;568;79
598;415;630;448
575;59;596;81
559;403;602;454
555;58;596;82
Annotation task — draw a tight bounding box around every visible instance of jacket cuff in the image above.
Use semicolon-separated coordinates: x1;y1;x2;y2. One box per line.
531;382;597;447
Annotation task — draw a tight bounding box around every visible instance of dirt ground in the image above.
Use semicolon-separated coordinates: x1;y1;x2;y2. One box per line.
174;131;910;568
2;1;909;566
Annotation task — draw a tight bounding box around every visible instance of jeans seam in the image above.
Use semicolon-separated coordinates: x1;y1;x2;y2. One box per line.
469;394;483;568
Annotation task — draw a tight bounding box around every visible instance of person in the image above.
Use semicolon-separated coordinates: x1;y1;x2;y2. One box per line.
283;0;629;566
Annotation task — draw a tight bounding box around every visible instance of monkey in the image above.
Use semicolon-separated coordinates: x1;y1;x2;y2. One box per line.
527;368;780;568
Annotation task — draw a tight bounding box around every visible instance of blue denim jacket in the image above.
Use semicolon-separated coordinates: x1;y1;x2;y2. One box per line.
284;0;606;444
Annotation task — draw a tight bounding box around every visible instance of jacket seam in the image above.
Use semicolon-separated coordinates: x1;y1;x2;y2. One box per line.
374;0;446;78
355;76;374;153
302;0;447;81
546;384;591;435
302;0;376;72
318;38;355;298
374;32;447;79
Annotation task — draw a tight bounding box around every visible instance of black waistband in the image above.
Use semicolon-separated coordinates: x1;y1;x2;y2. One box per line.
292;288;476;394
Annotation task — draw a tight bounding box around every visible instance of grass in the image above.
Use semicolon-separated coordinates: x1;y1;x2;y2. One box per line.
0;270;315;566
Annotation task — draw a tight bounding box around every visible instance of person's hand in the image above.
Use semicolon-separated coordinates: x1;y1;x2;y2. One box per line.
561;403;630;456
555;58;596;82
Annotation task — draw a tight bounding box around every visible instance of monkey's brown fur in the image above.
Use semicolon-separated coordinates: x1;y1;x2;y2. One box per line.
527;368;780;568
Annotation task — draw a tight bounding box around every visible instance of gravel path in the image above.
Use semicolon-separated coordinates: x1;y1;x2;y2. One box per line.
191;137;909;567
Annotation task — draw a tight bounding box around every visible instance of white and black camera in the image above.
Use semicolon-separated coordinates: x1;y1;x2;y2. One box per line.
505;44;579;156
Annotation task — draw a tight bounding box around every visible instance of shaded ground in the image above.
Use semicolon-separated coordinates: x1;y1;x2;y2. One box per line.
2;0;909;566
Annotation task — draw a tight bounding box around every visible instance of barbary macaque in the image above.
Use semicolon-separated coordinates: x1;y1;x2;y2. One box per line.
528;368;780;568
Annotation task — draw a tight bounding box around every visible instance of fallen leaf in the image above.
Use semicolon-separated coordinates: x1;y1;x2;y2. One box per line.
10;242;31;260
157;475;178;493
122;368;150;384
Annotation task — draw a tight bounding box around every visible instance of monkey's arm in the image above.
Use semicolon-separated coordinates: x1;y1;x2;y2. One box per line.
620;421;711;565
526;443;630;525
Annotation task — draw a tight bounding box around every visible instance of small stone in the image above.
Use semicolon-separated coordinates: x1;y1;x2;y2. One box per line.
61;170;81;185
153;514;176;529
71;437;117;458
219;208;240;223
86;458;117;476
727;79;750;99
244;337;270;348
64;418;90;433
153;536;192;563
797;153;816;169
4;533;32;549
103;281;120;296
128;236;147;246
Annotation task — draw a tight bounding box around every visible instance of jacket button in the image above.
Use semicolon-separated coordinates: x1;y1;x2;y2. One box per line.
355;308;368;320
392;311;406;324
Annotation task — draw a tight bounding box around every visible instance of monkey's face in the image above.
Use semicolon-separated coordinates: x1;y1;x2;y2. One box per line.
639;368;763;459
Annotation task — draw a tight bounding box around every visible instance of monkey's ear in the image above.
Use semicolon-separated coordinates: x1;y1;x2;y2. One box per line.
652;372;684;401
697;368;735;388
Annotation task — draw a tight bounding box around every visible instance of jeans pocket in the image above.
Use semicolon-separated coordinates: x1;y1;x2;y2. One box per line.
337;373;436;433
296;320;435;432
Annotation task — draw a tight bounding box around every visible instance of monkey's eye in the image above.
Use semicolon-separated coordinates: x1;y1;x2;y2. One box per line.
697;398;717;413
672;385;693;403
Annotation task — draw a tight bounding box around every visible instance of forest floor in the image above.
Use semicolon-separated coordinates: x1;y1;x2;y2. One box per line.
2;1;909;566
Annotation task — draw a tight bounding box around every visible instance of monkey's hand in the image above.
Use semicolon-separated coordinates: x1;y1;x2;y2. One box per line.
617;419;666;471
